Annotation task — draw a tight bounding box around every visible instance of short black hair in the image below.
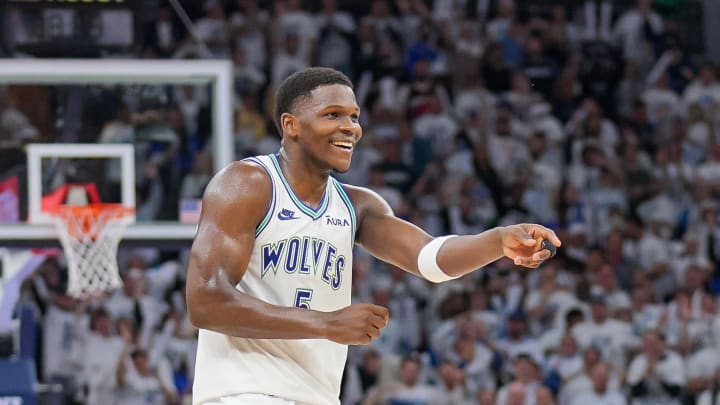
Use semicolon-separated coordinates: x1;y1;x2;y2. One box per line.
565;307;584;324
273;67;353;135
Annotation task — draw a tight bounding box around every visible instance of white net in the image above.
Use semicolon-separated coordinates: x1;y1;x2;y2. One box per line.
51;206;133;298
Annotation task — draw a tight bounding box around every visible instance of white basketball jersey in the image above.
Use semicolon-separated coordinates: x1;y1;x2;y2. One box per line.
193;154;356;405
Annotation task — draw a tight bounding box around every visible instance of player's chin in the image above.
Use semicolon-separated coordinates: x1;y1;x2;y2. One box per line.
331;160;352;173
329;154;353;173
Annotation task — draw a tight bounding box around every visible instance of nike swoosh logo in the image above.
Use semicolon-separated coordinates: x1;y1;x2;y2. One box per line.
277;211;300;220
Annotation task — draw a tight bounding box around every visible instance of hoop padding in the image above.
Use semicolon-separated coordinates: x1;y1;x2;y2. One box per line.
49;204;134;298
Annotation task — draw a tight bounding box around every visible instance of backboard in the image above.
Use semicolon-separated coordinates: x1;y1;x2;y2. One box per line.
27;143;136;224
0;59;233;248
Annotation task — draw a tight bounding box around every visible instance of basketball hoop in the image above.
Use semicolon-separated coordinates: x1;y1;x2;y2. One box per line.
48;204;134;298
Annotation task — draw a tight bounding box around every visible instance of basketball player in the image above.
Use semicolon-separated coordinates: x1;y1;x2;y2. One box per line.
186;67;561;405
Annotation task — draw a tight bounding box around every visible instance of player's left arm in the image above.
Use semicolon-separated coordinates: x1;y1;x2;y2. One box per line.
345;185;561;280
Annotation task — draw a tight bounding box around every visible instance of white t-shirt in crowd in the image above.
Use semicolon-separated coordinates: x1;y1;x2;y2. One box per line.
524;289;578;331
117;363;165;405
612;9;663;60
413;113;460;158
642;88;680;124
81;333;126;405
626;352;685;405
697;161;720;184
456;343;496;391
495;337;544;369
437;382;476;405
487;133;530;184
572;319;636;369
276;10;317;62
271;51;309;88
496;381;539;405
633;304;665;336
604;290;632;312
230;11;269;68
383;383;444;405
686;347;718;381
546;354;583;382
43;305;87;379
104;292;169;348
697;390;720;405
560;371;622;405
683;80;720;112
570;390;627;405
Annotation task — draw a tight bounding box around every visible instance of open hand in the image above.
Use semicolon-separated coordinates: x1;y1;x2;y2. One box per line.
499;224;561;268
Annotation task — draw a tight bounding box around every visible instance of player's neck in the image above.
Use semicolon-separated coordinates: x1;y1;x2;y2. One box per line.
276;149;329;208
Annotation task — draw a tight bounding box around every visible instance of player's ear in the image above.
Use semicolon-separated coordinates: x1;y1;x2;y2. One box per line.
281;112;299;139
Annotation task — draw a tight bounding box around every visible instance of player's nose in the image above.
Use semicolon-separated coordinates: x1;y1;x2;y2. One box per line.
338;119;361;139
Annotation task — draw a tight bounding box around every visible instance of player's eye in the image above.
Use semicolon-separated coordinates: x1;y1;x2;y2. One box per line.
325;112;338;119
350;114;359;122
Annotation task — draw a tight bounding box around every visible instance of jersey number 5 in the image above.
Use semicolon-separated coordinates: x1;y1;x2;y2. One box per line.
294;288;313;309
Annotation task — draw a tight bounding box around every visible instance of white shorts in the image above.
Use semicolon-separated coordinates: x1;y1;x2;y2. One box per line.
202;394;296;405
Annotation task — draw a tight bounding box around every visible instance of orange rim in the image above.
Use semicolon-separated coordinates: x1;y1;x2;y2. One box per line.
48;203;134;239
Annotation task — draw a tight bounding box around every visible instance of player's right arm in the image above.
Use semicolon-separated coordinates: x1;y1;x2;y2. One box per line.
185;161;388;344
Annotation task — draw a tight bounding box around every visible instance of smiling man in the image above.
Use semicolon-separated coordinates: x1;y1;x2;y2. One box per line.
186;67;561;405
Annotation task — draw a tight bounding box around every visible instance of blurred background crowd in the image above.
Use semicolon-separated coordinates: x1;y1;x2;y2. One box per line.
2;0;720;404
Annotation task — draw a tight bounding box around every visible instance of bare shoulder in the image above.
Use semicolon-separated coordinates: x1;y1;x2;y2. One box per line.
188;160;272;298
204;160;271;206
199;160;272;234
339;183;393;221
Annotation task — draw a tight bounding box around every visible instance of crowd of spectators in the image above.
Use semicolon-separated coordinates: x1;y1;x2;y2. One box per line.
3;0;720;404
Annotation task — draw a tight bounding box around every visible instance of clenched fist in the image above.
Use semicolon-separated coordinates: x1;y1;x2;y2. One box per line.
321;303;389;345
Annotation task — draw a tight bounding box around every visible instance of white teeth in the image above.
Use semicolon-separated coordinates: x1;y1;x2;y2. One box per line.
332;141;353;149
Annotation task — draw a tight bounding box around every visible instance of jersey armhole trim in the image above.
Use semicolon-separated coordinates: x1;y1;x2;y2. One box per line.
332;178;357;241
243;157;276;237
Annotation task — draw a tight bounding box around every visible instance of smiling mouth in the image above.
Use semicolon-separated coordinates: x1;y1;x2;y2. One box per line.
330;140;354;151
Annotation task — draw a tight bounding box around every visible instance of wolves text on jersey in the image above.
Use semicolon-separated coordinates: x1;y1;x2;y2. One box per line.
260;237;345;289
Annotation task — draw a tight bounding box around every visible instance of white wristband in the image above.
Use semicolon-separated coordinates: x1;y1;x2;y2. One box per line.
417;235;460;283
